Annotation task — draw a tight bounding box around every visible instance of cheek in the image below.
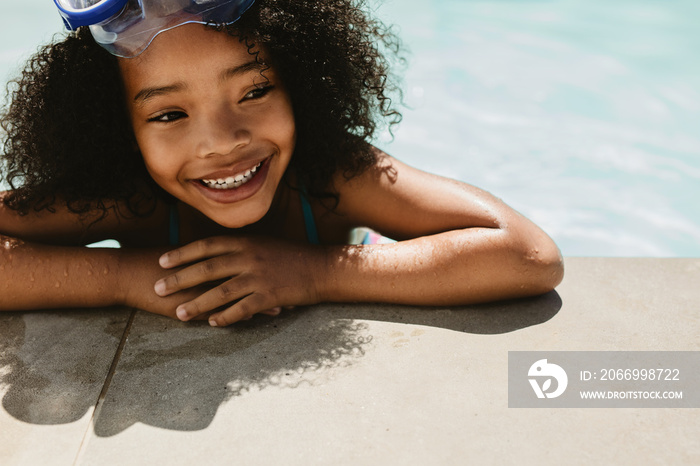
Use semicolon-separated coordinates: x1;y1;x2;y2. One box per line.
138;138;182;188
265;88;296;149
274;102;297;152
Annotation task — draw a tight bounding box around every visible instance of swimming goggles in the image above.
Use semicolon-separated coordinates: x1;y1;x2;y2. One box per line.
53;0;255;57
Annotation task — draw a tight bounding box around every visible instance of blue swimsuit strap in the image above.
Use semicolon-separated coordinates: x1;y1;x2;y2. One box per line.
299;189;320;245
168;194;320;246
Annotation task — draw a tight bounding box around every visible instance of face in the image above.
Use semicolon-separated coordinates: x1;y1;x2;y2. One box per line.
119;24;296;228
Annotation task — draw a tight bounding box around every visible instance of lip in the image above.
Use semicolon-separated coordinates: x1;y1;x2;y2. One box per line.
197;155;269;181
190;156;272;204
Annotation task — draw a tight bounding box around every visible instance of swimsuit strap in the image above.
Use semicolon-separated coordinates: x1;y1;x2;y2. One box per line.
299;188;320;245
169;203;180;246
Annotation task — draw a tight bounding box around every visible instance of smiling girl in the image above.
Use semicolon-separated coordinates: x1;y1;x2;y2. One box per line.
0;0;563;327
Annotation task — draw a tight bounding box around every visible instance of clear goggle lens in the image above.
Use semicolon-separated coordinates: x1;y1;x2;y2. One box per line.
54;0;255;58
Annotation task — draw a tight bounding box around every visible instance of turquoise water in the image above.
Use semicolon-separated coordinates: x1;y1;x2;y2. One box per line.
2;0;699;257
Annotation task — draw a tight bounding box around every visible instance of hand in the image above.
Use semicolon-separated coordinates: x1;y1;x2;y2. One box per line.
153;236;324;327
118;248;212;321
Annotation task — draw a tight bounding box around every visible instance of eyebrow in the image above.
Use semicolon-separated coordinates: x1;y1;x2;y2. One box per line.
220;60;266;83
133;60;266;106
133;84;184;106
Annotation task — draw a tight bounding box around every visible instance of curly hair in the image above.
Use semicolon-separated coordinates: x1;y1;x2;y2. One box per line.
0;0;404;218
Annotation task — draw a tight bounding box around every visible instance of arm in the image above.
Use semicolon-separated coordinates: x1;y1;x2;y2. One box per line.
0;195;200;316
0;192;120;310
0;235;123;311
319;153;564;305
156;150;563;326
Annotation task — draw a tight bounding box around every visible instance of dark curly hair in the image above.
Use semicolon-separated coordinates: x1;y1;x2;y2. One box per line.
0;0;404;218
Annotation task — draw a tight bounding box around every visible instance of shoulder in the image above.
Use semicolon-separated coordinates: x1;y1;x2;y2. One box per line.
330;146;514;240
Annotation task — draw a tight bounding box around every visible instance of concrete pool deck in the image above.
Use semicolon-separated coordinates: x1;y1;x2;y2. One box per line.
1;257;698;465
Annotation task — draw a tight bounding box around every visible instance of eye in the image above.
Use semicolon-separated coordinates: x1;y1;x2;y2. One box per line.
148;111;187;123
243;85;275;101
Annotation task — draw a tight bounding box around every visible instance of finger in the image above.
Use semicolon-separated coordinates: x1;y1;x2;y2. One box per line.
259;305;294;315
259;307;282;316
155;254;242;296
159;236;241;269
208;293;270;327
175;276;253;321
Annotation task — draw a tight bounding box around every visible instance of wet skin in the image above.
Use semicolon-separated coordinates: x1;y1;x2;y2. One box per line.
111;24;564;326
119;24;296;230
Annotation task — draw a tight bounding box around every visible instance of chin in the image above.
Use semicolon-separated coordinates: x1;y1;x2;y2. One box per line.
205;203;270;230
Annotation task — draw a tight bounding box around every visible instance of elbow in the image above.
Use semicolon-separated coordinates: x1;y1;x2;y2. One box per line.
517;235;565;295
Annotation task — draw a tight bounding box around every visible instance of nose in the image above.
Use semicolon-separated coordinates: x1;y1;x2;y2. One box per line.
195;104;251;158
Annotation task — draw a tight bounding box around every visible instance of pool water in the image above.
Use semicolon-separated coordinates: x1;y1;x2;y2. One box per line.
2;0;699;257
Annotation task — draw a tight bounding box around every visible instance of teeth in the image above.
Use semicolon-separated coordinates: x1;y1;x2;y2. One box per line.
201;161;263;190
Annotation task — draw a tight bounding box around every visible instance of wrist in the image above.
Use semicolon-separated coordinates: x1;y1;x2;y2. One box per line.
114;248;145;307
114;246;173;309
310;245;333;303
313;244;365;303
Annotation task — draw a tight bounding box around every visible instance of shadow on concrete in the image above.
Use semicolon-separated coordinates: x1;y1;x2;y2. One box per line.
91;308;374;436
1;291;560;436
91;291;561;436
330;290;563;335
0;309;131;425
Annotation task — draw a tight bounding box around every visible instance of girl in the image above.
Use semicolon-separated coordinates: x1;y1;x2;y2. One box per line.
0;0;563;327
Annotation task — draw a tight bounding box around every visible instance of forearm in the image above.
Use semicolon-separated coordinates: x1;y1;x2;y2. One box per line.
318;227;564;306
147;220;563;327
0;235;124;311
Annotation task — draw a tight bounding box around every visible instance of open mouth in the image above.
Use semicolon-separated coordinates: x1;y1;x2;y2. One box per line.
199;160;264;190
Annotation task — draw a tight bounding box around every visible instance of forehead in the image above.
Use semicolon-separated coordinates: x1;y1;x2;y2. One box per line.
118;24;258;90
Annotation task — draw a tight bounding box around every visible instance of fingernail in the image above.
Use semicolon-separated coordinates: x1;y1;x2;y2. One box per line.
159;254;170;267
176;306;188;321
154;280;166;296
